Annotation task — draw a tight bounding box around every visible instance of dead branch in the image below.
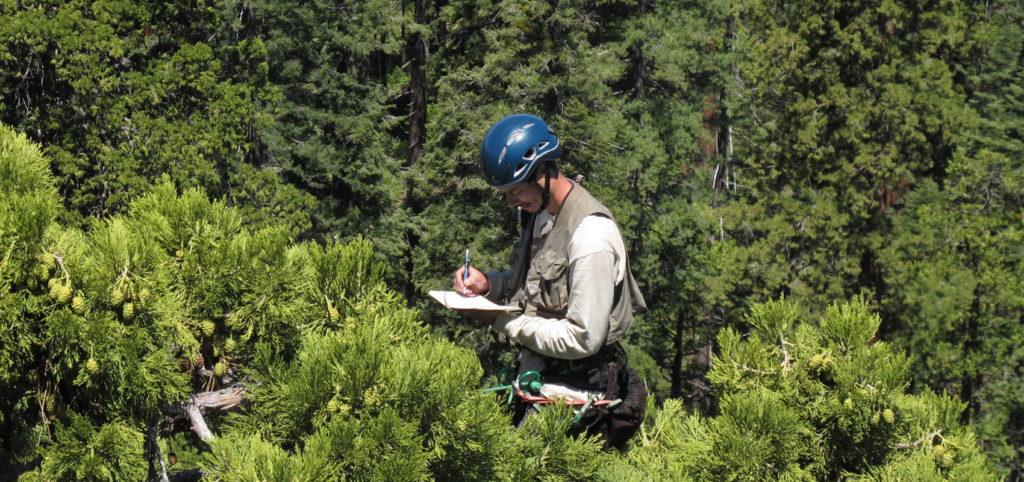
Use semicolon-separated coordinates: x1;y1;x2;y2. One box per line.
167;384;247;443
894;429;943;450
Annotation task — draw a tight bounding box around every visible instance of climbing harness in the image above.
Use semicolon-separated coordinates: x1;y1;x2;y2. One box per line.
482;367;623;424
482;346;647;452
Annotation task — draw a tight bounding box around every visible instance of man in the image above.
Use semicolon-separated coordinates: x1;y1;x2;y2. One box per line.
453;113;647;451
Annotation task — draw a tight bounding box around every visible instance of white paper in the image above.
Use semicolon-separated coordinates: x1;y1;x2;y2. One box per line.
429;290;519;311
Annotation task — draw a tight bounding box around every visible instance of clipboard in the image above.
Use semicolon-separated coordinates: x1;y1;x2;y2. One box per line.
429;290;519;311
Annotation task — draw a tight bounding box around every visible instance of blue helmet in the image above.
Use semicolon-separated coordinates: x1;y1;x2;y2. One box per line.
480;114;561;187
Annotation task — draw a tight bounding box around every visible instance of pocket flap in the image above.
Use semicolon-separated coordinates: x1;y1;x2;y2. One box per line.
534;250;568;280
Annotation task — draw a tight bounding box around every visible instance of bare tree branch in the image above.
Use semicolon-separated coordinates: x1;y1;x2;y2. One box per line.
166;384;247;443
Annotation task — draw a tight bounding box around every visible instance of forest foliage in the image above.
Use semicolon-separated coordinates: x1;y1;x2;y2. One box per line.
1;0;1023;479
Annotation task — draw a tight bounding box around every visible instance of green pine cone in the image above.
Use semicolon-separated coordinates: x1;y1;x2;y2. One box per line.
38;253;55;271
48;280;61;300
71;295;86;314
809;353;824;370
86;357;100;375
56;284;72;304
35;264;50;281
110;288;124;306
940;451;955;468
201;320;216;336
122;302;135;320
213;361;228;377
882;408;895;424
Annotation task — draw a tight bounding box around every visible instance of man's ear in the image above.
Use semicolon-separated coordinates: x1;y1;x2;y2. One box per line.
534;162;557;182
532;166;547;183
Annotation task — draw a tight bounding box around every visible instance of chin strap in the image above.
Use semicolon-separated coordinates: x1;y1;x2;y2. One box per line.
536;163;555;212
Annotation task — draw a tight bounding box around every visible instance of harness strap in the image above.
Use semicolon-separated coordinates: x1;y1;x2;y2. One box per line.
515;390;622;407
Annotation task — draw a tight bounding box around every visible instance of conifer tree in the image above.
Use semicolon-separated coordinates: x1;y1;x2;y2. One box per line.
710;0;973;315
246;0;408;243
0;0;314;232
0;123;618;479
0;124;64;472
607;298;997;480
871;2;1024;476
602;0;728;404
876;3;1024;475
0;123;393;478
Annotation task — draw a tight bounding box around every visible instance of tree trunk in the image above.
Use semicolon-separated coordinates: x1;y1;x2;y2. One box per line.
400;0;427;303
406;0;427;167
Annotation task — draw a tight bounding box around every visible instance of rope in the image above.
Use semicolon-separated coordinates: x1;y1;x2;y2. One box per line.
481;368;622;409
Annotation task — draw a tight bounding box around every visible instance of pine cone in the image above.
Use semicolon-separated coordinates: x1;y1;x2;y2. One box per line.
71;295;86;314
86;357;100;375
56;283;72;304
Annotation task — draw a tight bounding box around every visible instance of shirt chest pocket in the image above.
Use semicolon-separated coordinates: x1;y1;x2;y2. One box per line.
531;250;570;312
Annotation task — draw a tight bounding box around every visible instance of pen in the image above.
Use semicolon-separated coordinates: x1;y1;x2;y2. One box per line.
462;249;470;294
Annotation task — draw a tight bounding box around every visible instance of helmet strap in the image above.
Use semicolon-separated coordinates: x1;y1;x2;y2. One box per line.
537;163;554;212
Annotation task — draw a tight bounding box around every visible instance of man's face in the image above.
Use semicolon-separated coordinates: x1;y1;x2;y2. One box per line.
498;181;544;213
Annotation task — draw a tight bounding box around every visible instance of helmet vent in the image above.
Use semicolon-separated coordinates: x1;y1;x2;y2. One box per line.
513;161;530;178
523;146;536;160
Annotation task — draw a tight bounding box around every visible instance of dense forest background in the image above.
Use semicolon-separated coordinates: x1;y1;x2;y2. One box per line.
1;0;1022;479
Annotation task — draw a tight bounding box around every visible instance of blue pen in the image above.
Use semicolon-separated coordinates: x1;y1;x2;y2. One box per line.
463;249;470;291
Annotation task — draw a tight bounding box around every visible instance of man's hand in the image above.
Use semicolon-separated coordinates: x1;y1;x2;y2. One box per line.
454;265;490;297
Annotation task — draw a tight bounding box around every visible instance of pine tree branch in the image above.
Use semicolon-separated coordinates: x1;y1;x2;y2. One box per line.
779;338;793;371
115;263;130;284
893;429;943;450
183;396;214;442
166;384;247;443
739;364;776;375
148;420;170;482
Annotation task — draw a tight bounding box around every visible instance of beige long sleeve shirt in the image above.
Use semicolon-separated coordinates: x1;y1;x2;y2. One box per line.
489;211;628;359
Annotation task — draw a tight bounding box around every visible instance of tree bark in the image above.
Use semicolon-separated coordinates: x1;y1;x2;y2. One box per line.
166;384;247;443
406;0;427;167
148;420;171;482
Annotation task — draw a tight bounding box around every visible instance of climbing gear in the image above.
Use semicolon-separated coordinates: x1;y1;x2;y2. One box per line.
518;370;543;394
480;114;561;187
483;343;648;452
574;353;648;452
483;368;622;407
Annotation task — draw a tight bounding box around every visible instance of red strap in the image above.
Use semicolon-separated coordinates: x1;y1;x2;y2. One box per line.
515;390;619;406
